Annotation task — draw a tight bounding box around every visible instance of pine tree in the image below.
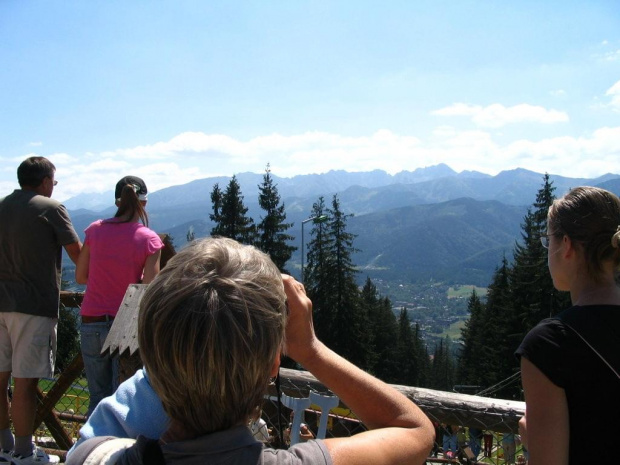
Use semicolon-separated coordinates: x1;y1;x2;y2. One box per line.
304;196;334;343
210;183;223;230
393;309;430;386
186;226;195;243
305;195;371;369
430;336;455;391
360;277;379;372
458;258;516;396
326;195;371;368
511;174;570;335
362;277;399;381
395;308;417;385
256;164;296;272
457;289;484;387
413;322;430;387
209;176;256;244
458;174;572;399
483;257;517;397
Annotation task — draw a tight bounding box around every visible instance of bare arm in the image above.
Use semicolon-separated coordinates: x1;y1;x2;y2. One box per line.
521;357;569;465
64;241;82;266
282;275;434;465
141;250;161;284
518;416;528;451
75;243;90;285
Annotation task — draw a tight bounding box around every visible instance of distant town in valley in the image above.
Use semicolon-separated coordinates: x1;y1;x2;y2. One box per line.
61;164;620;354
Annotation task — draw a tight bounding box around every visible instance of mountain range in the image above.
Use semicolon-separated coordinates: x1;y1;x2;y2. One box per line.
65;164;620;287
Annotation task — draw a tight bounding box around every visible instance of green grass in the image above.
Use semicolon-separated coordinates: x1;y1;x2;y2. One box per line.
429;319;467;339
444;319;466;339
37;377;90;416
447;284;487;299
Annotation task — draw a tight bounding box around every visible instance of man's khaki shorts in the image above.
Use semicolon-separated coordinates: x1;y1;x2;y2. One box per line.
0;312;57;378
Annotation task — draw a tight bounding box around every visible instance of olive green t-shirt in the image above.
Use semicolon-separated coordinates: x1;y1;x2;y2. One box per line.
0;189;79;318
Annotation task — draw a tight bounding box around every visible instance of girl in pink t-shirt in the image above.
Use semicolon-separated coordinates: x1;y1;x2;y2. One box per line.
76;175;164;415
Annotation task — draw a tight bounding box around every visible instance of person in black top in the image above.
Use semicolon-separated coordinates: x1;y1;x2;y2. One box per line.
516;186;620;465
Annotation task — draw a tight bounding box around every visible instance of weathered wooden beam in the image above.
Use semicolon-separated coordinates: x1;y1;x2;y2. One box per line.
56;411;86;424
276;368;524;433
34;352;84;431
102;284;148;358
35;388;74;450
93;276;525;435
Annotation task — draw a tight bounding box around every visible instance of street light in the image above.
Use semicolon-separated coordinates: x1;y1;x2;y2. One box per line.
300;214;328;283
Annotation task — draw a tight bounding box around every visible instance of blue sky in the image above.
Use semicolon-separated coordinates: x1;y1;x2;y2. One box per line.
1;1;619;201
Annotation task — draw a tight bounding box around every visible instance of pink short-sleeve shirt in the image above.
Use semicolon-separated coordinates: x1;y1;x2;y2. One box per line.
80;219;164;317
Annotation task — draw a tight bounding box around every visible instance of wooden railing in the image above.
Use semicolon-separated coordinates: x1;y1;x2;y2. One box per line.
37;291;524;463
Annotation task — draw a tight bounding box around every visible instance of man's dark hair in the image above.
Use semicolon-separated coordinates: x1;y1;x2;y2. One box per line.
17;157;56;188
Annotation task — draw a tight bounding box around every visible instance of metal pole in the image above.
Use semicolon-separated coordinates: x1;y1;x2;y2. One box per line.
301;220;306;283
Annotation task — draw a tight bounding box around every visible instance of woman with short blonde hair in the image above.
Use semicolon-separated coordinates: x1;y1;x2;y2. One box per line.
69;237;434;465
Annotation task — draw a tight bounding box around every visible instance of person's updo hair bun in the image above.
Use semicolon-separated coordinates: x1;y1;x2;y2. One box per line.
612;227;620;249
548;186;620;281
114;175;149;226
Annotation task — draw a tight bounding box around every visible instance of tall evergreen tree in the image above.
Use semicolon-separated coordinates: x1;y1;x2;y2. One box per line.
326;195;371;368
511;174;570;335
413;322;430;387
256;164;296;272
430;336;455;391
186;226;195;243
395;308;417;385
304;196;333;343
458;174;572;399
393;309;429;386
360;278;379;373
362;277;399;381
483;257;518;397
210;183;223;229
305;195;371;369
209;176;256;244
458;257;518;396
457;289;484;387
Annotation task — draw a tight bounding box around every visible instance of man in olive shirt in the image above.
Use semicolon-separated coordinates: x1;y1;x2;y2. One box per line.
0;157;81;464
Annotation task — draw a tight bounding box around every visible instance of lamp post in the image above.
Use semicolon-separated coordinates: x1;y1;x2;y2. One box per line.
300;214;328;283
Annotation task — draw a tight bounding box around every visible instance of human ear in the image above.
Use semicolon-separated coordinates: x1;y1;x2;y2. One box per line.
562;235;575;259
270;353;281;377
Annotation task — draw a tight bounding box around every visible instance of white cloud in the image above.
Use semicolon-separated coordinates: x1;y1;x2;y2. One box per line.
601;49;620;62
593;39;620;62
47;152;76;164
432;103;481;118
432;103;569;128
9;153;38;164
0;181;16;194
99;129;423;178
6;126;620;202
43;130;424;199
606;80;620;111
441;126;620;178
550;89;566;98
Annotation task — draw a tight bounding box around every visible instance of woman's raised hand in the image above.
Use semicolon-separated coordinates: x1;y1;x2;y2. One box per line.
281;274;320;365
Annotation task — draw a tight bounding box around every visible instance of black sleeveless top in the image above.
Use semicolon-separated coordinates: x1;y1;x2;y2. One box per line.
516;305;620;464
